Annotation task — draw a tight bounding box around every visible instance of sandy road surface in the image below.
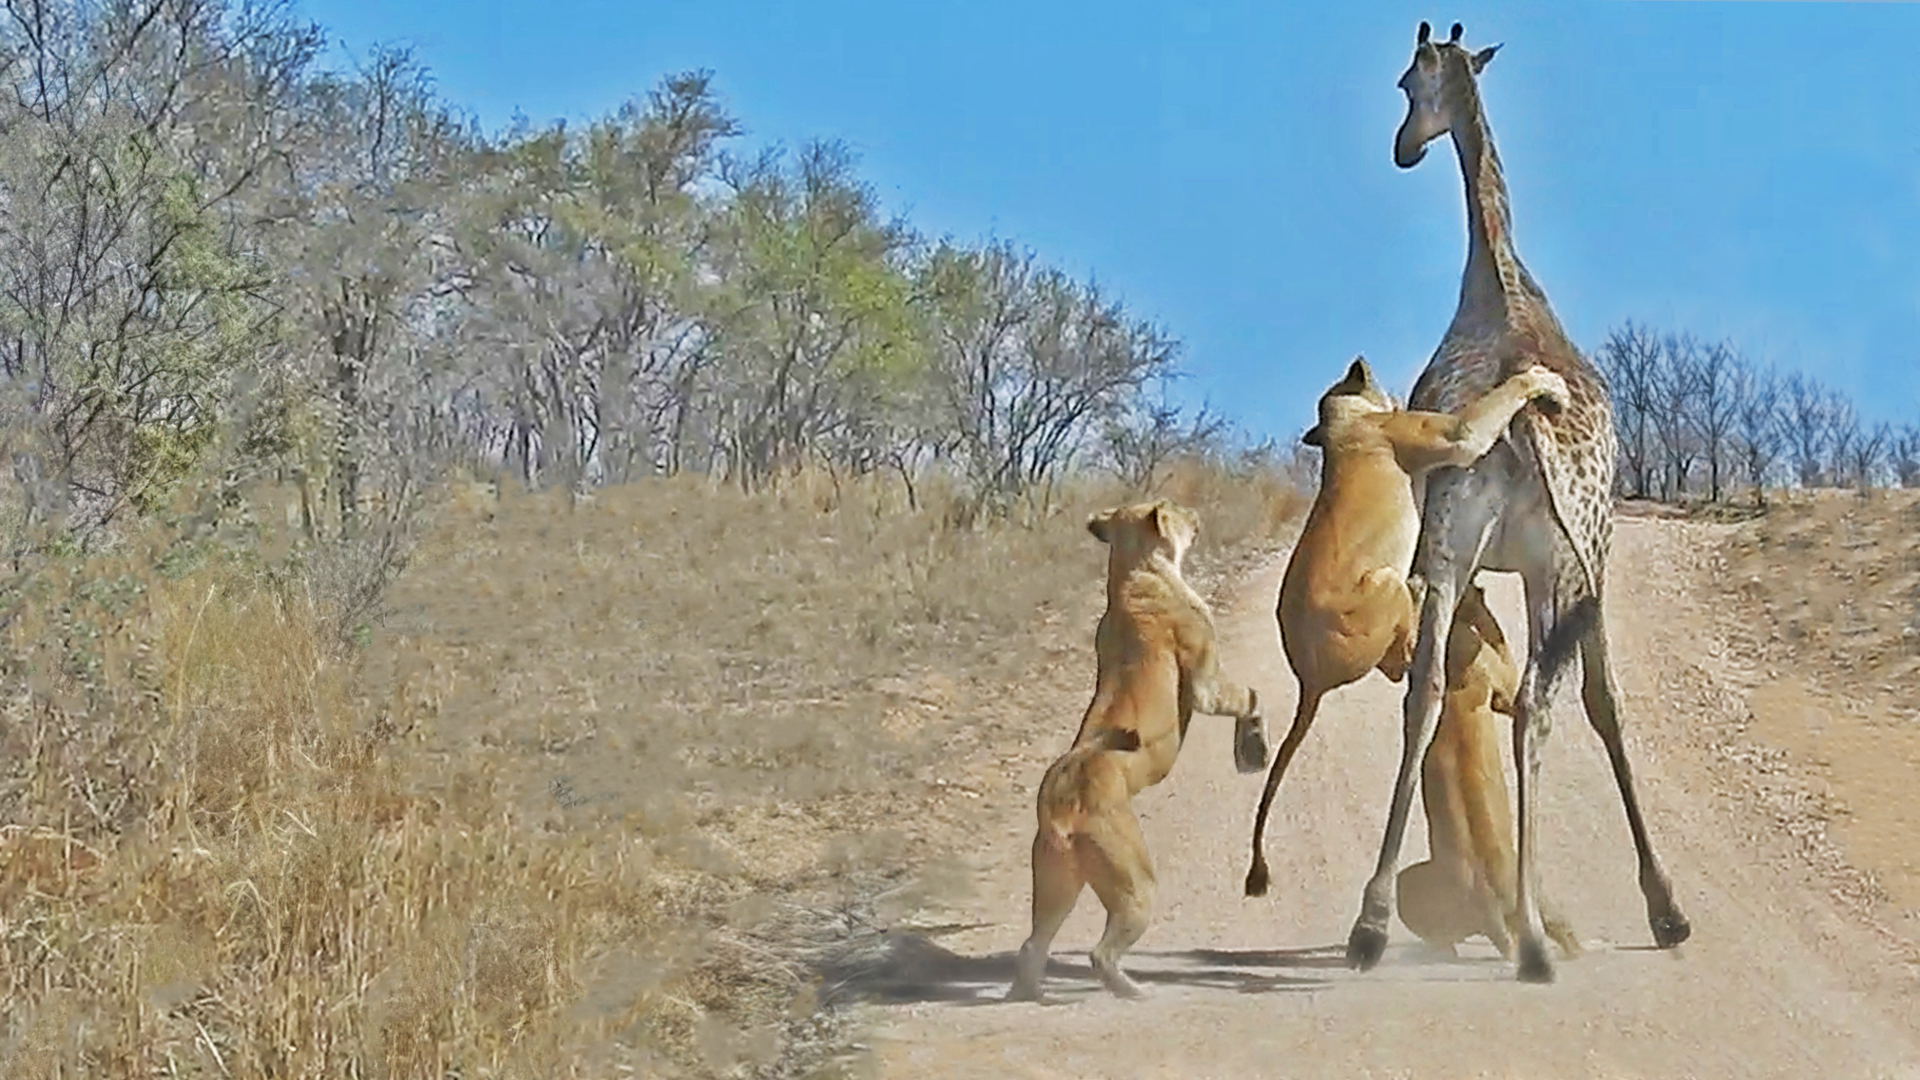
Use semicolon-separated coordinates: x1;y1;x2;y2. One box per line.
859;519;1920;1079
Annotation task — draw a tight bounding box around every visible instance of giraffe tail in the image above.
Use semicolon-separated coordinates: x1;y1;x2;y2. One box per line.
1534;595;1599;695
1520;417;1604;602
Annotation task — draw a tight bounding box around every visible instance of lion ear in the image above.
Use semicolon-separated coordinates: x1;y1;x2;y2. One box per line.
1087;509;1114;544
1301;424;1325;448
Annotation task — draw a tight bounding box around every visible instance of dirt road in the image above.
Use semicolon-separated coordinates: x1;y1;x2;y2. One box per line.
859;518;1920;1079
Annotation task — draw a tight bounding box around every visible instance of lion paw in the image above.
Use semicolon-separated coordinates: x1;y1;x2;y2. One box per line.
1005;980;1047;1004
1094;963;1149;1001
1233;716;1270;774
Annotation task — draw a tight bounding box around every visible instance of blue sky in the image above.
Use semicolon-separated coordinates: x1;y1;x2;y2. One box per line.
296;0;1920;439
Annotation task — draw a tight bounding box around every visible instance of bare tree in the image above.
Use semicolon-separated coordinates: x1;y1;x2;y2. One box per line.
917;239;1178;514
1688;340;1742;502
1824;392;1860;492
1892;424;1920;488
1779;371;1831;488
1730;362;1784;505
1597;322;1661;498
1844;419;1890;493
1102;378;1232;491
272;45;478;534
1651;333;1702;500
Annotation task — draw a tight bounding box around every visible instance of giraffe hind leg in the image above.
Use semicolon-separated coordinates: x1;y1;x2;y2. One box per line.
1510;573;1588;984
1578;602;1691;949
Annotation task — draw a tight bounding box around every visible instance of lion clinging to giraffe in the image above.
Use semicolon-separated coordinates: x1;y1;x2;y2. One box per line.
1239;352;1586;965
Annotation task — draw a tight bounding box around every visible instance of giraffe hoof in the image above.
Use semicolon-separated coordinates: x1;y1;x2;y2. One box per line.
1651;910;1692;949
1516;939;1556;984
1346;923;1388;971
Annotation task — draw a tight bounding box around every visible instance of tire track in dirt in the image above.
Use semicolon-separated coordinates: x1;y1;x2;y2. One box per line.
858;518;1920;1079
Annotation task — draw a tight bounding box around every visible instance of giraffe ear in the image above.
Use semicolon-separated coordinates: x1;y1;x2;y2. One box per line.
1470;44;1501;74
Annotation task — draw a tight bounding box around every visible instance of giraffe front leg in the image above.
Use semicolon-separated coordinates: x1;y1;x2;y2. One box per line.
1348;573;1457;971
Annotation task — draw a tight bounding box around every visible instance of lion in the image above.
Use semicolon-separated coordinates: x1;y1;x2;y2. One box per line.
1242;355;1566;899
1395;581;1582;960
1007;498;1264;1003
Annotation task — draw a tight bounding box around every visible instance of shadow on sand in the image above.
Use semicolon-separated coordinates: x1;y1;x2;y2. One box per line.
814;932;1378;1006
813;930;1528;1007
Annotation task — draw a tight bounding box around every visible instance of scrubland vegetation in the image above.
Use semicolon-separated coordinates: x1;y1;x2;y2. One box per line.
1;459;1304;1077
0;3;1304;1074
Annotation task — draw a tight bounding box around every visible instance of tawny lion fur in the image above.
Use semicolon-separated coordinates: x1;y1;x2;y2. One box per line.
1396;582;1581;959
1008;499;1263;1003
1242;356;1575;960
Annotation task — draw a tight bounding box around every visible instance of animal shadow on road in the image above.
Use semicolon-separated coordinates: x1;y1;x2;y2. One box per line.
816;931;1367;1006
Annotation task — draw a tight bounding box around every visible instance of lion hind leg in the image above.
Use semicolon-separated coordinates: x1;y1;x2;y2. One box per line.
1009;825;1084;1003
1358;567;1419;683
1396;858;1478;953
1081;804;1155;1000
1539;896;1584;960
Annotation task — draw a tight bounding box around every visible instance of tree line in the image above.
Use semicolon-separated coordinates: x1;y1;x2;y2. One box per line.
1595;321;1919;504
9;0;1900;588
0;0;1255;584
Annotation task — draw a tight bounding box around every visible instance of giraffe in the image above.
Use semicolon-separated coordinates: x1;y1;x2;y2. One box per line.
1342;20;1692;984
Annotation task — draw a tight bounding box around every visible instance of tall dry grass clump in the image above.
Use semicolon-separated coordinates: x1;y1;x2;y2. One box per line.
0;524;679;1078
0;455;1304;1078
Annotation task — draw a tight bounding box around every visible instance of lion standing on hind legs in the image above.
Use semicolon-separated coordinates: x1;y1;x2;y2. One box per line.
1007;499;1266;1004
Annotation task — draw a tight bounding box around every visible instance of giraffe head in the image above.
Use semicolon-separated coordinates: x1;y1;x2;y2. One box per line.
1394;20;1501;169
1302;356;1394;448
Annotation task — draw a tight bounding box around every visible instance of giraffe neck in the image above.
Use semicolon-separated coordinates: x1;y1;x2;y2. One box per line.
1449;92;1535;325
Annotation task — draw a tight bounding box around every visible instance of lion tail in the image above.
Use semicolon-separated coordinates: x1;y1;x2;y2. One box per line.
1082;727;1142;753
1035;727;1141;829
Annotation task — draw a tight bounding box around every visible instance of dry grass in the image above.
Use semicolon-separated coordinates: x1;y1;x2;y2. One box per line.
0;459;1304;1078
1709;488;1920;931
1721;488;1920;712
